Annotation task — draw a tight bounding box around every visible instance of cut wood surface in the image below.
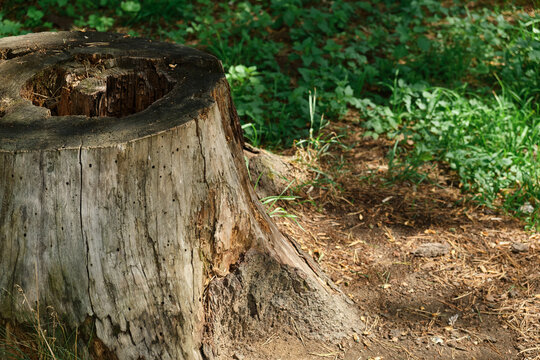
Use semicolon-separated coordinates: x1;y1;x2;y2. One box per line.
0;32;360;360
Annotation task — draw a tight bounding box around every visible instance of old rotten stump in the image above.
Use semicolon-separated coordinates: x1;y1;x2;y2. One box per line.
0;31;360;360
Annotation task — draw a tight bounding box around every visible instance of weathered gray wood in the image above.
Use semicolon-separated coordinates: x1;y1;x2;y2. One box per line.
0;32;360;360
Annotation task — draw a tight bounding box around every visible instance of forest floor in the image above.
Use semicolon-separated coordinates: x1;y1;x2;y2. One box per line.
242;120;540;360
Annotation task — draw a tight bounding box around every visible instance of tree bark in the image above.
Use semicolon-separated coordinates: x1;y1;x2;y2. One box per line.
0;31;360;360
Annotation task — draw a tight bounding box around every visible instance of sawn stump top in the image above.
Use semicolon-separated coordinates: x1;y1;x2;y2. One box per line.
0;31;224;151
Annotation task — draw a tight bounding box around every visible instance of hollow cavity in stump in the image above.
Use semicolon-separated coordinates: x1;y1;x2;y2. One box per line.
21;54;176;117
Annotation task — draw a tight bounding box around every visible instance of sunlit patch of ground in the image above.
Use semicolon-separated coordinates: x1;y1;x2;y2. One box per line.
250;120;539;360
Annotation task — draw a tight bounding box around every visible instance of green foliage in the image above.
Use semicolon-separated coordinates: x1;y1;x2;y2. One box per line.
25;7;44;27
120;1;141;13
75;14;115;32
0;13;24;37
0;0;539;224
359;80;539;212
349;4;540;223
226;65;267;146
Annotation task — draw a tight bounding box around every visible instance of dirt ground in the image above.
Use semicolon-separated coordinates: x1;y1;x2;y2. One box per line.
240;121;540;360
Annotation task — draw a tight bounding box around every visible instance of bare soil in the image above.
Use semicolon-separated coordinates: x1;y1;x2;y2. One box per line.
238;121;539;360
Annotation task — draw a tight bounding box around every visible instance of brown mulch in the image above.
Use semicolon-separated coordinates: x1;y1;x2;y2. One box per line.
258;120;539;360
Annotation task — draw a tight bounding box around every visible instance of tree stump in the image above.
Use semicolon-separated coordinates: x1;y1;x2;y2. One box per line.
0;32;360;360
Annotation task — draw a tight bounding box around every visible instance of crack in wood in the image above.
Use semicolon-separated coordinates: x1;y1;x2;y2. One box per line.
195;117;210;191
79;144;94;316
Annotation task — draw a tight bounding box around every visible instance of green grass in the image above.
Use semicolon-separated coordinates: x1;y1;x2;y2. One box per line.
0;286;81;360
0;0;539;225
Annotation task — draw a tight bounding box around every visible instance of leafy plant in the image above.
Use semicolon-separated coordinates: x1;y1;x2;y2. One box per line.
76;14;114;32
120;1;141;13
0;14;24;37
359;78;540;217
25;7;44;27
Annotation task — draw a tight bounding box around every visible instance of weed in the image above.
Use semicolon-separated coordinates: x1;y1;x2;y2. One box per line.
0;285;81;360
260;179;302;229
295;90;349;199
261;194;299;219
